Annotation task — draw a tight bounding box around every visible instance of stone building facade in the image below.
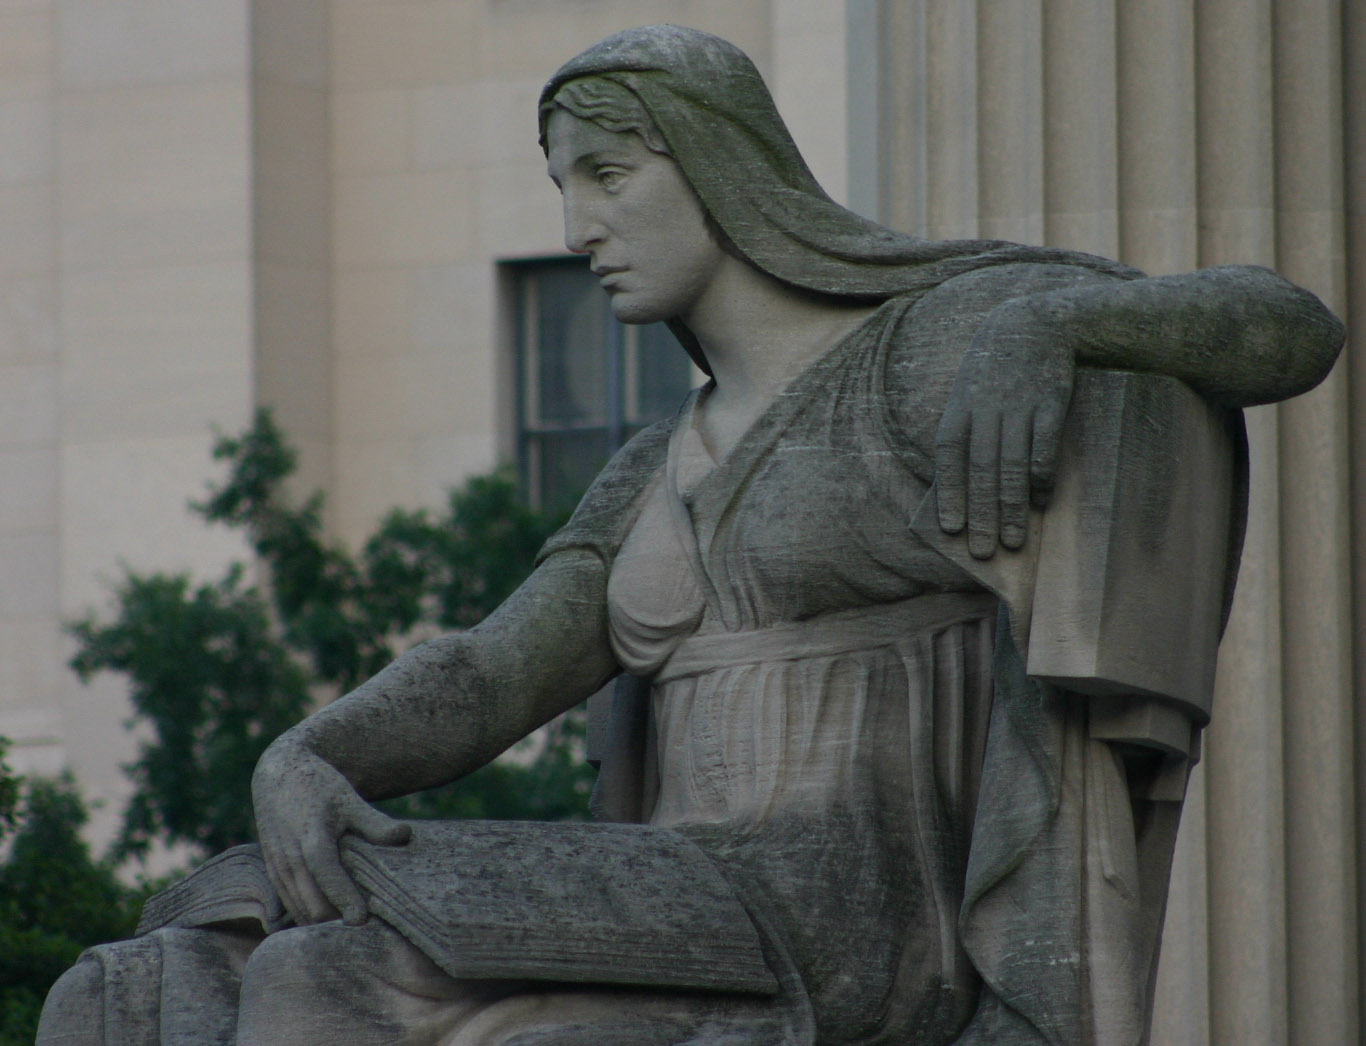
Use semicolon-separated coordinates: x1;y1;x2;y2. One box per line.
0;1;1358;1042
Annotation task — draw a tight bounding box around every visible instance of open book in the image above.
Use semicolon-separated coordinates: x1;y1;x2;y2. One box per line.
136;843;289;937
135;820;779;996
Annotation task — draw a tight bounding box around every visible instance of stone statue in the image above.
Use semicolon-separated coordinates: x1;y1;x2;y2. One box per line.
39;24;1343;1046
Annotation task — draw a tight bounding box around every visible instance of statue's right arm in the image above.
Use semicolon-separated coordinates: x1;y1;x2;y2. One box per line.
252;546;618;926
929;264;1344;558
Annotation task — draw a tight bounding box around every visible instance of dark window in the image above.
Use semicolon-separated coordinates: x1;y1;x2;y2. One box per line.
512;257;696;510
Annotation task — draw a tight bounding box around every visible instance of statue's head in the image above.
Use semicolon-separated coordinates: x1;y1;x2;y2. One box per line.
538;25;823;290
539;26;873;370
542;31;772;333
543;93;734;327
538;33;757;281
538;26;927;306
539;26;1093;367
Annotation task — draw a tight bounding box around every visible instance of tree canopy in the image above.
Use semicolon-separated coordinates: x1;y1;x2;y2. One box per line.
69;409;589;861
5;413;592;1042
0;745;146;1044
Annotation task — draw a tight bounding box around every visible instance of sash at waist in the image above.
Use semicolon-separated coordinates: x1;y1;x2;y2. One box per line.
655;591;998;684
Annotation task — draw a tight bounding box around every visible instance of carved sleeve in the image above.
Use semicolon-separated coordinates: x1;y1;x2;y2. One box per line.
997;264;1344;405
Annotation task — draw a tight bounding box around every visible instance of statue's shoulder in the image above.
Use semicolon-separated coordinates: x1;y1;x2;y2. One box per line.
880;259;1130;400
535;412;676;567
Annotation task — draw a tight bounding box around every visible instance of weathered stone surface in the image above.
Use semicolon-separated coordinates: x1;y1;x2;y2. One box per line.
39;24;1343;1046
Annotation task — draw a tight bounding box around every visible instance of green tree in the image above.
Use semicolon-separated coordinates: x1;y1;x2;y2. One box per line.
0;743;146;1045
69;409;591;863
69;569;313;859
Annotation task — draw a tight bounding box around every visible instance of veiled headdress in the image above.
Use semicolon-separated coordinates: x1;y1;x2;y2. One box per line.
539;25;1137;371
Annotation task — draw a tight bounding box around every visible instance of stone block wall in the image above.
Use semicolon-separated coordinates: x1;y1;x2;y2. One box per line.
0;1;256;851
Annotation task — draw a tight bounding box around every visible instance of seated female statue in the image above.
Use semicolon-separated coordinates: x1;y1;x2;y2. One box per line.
39;24;1343;1046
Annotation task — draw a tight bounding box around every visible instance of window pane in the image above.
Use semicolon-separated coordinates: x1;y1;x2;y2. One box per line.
512;258;699;510
631;322;695;422
533;429;614;511
535;264;607;427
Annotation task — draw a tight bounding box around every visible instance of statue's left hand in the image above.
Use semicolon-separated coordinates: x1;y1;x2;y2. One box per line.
253;742;412;926
934;310;1074;559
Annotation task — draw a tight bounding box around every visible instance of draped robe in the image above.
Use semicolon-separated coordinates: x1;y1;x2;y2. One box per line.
44;259;1240;1045
259;260;1225;1044
533;261;1238;1043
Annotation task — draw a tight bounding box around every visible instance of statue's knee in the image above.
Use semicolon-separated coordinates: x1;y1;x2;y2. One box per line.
240;922;375;1011
36;953;105;1045
238;922;420;1043
237;926;334;1039
241;925;324;991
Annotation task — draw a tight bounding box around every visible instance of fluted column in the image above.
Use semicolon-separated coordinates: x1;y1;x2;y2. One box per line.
858;0;1362;1040
1116;0;1197;273
1190;4;1287;1044
923;0;978;239
879;0;926;235
1272;2;1357;1042
1346;0;1366;1015
976;0;1043;244
1041;0;1118;257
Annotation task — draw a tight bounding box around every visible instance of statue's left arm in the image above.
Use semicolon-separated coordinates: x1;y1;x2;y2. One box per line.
934;264;1345;559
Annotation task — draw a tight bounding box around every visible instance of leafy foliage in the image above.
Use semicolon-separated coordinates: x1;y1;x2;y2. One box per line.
0;745;147;1045
194;413;563;690
12;413;586;1040
0;741;18;838
383;714;593;823
69;569;312;859
69;409;588;863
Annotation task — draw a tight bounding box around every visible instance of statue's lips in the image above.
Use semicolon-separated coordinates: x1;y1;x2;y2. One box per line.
595;267;628;291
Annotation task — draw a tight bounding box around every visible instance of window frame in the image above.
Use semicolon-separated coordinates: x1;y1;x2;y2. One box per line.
508;255;698;510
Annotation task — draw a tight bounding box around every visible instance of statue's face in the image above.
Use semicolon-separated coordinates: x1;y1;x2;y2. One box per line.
546;108;726;325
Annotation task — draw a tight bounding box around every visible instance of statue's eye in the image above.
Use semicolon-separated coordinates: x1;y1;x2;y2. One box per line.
596;168;625;191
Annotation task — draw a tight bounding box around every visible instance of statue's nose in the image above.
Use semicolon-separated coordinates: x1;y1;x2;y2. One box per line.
562;193;605;254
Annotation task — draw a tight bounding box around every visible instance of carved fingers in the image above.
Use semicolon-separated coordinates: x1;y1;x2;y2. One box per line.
252;744;410;927
934;321;1074;559
933;397;971;537
997;410;1031;550
271;821;348;926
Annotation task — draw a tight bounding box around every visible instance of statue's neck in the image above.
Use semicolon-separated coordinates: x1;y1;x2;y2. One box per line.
682;265;878;461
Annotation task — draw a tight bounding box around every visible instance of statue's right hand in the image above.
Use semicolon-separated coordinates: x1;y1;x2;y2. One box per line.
933;305;1074;559
252;742;412;926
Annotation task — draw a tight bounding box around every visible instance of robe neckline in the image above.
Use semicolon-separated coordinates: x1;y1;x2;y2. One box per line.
662;300;901;631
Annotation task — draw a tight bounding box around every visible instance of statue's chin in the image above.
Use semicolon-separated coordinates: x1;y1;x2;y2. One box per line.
608;295;669;326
